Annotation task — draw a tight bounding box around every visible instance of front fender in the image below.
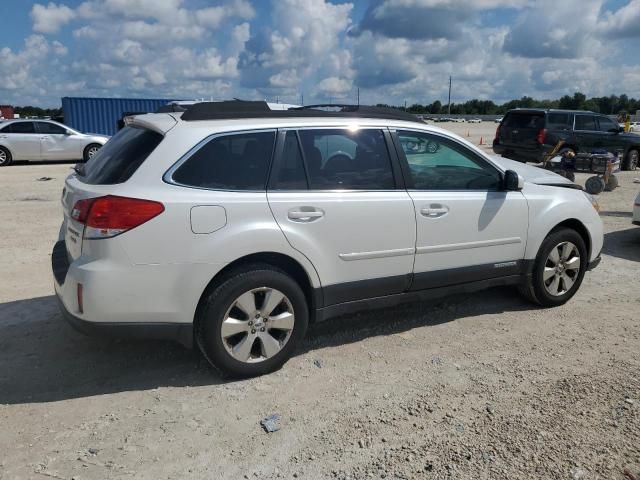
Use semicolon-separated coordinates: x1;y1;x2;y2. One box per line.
523;184;603;262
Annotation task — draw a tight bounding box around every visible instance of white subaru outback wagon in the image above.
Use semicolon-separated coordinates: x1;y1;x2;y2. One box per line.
53;102;603;377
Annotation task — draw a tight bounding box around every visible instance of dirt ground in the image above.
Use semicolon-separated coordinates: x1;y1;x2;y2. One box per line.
1;122;639;480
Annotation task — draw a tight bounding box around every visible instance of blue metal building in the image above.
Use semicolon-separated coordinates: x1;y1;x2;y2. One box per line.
62;97;177;136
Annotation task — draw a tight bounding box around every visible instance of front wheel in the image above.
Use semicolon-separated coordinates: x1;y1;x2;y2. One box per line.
197;265;308;377
623;149;638;171
519;228;587;307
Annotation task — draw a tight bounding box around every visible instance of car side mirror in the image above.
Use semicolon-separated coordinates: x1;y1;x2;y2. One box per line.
65;130;73;135
504;169;524;191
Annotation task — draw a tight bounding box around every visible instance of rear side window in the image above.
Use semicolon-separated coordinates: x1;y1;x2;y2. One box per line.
82;126;163;185
172;131;275;190
502;113;544;129
271;131;308;190
3;122;36;133
298;129;394;190
546;113;572;130
575;115;597;131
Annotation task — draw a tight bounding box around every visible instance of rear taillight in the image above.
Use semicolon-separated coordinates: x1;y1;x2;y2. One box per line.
494;125;501;142
537;128;547;145
71;195;164;239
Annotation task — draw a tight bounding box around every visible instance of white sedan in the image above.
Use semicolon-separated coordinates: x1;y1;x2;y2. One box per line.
0;119;109;166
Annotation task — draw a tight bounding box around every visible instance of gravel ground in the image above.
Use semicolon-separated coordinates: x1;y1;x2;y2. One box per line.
0;122;639;480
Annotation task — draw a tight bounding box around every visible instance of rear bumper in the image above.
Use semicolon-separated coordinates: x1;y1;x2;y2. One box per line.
56;295;193;347
52;240;193;348
492;143;550;163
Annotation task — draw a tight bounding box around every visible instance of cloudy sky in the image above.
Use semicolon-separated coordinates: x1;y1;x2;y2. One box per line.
1;0;639;107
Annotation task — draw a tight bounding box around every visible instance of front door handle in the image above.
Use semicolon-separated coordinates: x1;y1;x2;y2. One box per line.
420;204;449;218
288;208;324;222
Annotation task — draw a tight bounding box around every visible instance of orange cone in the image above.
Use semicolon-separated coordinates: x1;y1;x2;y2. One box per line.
479;137;484;145
466;130;470;137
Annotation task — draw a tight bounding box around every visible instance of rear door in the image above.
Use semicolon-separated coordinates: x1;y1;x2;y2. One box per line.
267;127;416;306
498;111;544;151
393;129;528;289
0;121;41;160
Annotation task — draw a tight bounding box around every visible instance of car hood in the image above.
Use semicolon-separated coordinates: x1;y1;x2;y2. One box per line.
491;156;574;185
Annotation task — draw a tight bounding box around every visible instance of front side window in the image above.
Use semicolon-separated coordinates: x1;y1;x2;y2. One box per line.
397;130;501;191
575;115;597;131
4;122;36;134
297;129;394;190
172;131;275;190
36;122;67;134
597;116;618;132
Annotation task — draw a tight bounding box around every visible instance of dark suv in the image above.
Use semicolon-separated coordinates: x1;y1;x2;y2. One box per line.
493;109;640;170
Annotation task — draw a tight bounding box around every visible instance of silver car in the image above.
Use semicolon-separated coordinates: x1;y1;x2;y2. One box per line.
0;119;109;166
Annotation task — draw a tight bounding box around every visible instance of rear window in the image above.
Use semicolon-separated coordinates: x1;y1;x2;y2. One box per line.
81;126;163;185
502;113;544;129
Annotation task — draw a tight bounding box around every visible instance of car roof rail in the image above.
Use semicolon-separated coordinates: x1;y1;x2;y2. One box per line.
180;100;423;123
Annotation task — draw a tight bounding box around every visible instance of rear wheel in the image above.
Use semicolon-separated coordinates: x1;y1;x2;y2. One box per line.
623;149;638;171
197;264;308;377
519;228;587;307
0;146;12;166
83;143;101;162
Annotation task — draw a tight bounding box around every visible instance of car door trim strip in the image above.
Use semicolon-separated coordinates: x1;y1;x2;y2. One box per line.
339;247;415;261
416;237;521;255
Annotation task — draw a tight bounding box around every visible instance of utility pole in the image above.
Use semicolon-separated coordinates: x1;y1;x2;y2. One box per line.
357;87;360;106
301;93;304;106
447;76;452;115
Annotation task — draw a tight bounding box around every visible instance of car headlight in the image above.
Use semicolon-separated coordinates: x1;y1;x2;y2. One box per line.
583;191;600;212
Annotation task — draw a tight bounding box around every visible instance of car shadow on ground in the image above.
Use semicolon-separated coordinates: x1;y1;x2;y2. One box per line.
0;288;533;405
603;227;640;262
7;159;79;167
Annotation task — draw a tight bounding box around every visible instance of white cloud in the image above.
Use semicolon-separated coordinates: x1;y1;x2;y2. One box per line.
31;2;76;34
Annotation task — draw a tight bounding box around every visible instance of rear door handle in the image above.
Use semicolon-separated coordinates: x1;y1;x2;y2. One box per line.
420;204;449;218
288;208;324;222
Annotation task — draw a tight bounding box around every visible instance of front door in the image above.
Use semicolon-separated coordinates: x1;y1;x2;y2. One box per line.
267;128;416;306
393;129;528;290
35;122;81;160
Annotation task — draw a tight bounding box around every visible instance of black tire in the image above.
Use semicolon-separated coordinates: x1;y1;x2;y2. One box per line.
623;149;638;171
519;228;588;307
0;146;12;166
197;264;308;378
604;174;619;192
585;175;605;195
83;143;102;162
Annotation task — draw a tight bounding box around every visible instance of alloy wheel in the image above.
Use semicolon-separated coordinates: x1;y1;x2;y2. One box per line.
543;241;581;296
221;287;295;363
630;150;639;170
87;146;100;159
0;149;7;165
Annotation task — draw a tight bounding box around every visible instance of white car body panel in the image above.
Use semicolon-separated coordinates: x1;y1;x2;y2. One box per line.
52;112;604;331
633;191;640;226
0;119;108;162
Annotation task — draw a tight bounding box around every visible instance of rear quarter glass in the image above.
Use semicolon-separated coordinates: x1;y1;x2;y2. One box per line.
80;126;163;185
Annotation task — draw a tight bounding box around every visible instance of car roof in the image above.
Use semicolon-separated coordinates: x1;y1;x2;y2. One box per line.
506;108;598;114
132;112;436;136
